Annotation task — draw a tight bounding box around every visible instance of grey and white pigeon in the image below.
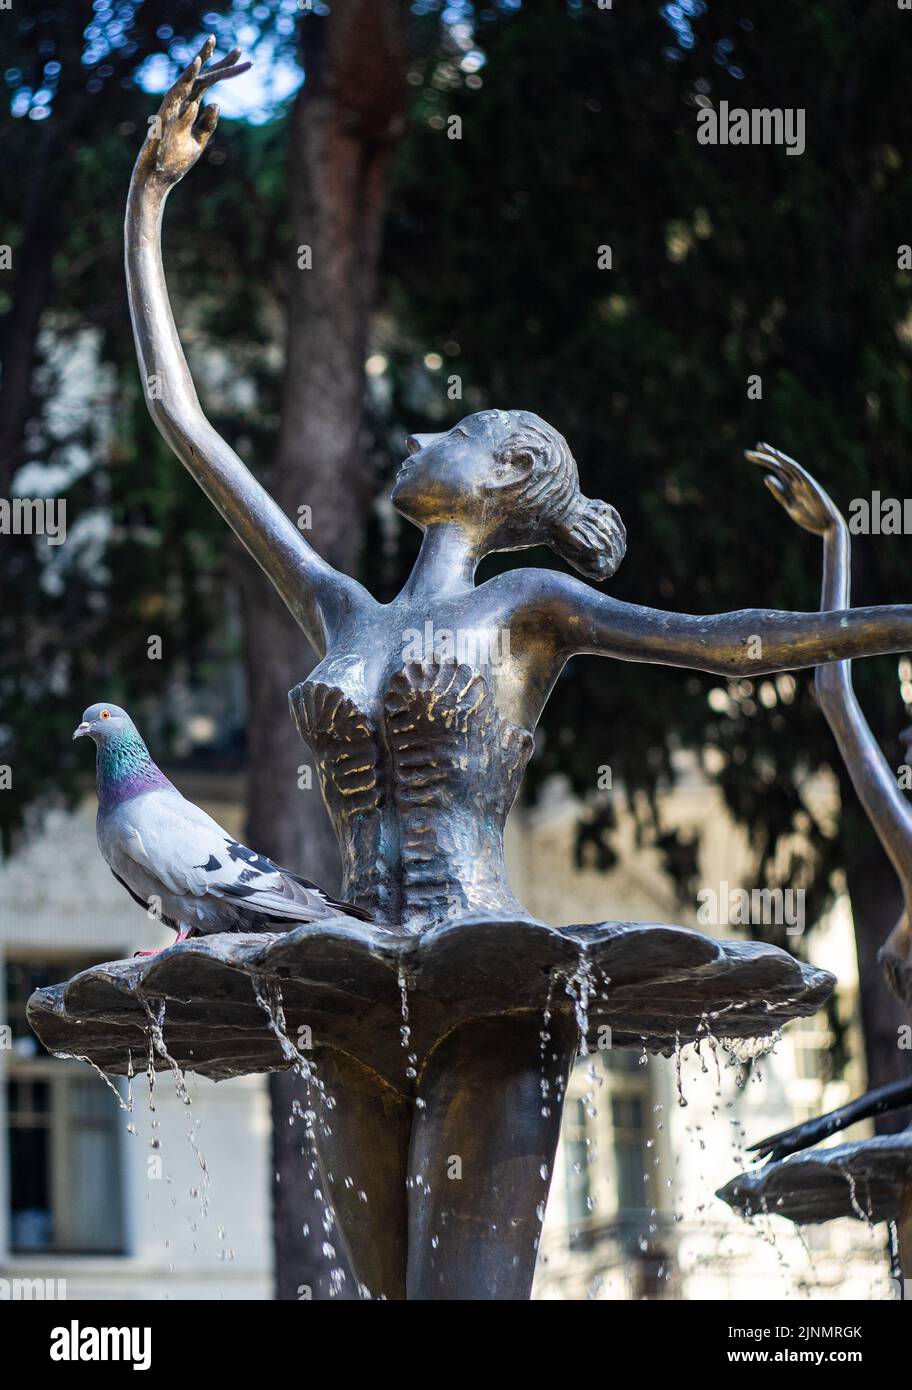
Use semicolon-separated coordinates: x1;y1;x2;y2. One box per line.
73;702;370;952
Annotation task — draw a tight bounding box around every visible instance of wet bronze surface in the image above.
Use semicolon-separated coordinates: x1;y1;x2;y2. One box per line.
33;50;912;1297
719;450;912;1266
28;915;833;1087
717;1133;912;1226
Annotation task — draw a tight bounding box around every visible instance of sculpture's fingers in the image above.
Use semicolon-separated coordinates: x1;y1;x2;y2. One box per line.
175;56;201;92
755;443;808;490
753;448;813;501
767;446;810;486
756;442;796;467
194;34;217;70
176;92;203;129
778;455;811;485
745;448;784;475
194;103;220;148
762;474;792;509
204;48;242;74
165;35;216;118
177;35;215;90
191;61;251;98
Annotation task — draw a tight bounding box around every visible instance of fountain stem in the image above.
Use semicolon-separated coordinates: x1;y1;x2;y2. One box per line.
900;1187;912;1287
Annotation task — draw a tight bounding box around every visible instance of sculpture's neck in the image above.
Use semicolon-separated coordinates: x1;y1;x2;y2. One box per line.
402;523;483;600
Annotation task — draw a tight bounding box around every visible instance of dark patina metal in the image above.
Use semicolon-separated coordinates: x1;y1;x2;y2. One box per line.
717;448;912;1284
27;47;912;1300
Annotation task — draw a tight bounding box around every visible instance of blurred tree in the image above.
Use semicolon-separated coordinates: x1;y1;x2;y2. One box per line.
0;2;256;865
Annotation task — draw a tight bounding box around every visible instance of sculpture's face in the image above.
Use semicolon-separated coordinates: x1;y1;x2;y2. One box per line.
391;410;525;532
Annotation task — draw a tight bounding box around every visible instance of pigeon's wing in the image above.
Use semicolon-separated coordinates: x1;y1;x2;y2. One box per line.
104;790;239;899
109;789;369;923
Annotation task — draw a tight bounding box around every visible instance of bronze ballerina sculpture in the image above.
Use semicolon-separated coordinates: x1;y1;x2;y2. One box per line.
717;446;912;1285
28;40;912;1301
127;41;912;936
743;443;912;1158
747;445;912;1008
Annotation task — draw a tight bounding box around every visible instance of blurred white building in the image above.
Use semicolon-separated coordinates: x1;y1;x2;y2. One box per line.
0;761;893;1300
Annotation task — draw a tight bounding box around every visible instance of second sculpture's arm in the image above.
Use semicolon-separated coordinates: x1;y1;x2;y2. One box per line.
125;38;368;652
748;444;912;902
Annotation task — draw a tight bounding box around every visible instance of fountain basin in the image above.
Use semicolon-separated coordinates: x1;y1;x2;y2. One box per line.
28;914;834;1088
717;1130;912;1224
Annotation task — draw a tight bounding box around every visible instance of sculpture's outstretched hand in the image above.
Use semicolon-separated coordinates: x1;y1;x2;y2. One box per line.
138;35;250;187
745;442;842;536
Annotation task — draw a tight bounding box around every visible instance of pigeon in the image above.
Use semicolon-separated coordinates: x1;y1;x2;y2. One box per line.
73;702;371;952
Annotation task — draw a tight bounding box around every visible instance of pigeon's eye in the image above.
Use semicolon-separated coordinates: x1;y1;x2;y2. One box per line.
100;709;111;720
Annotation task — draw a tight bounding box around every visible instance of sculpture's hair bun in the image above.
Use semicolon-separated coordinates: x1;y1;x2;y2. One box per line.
550;496;626;582
491;410;626;583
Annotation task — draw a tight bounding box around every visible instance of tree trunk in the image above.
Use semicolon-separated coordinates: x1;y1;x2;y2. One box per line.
239;0;409;1301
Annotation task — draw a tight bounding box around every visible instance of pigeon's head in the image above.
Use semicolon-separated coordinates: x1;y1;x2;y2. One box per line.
73;702;136;744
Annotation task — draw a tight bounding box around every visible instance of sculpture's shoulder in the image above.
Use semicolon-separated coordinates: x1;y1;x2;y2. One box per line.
469;564;550;609
479;562;600;606
472;564;604;647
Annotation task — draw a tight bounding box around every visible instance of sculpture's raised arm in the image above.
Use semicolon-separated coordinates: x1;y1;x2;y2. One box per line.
125;38;367;650
748;445;912;899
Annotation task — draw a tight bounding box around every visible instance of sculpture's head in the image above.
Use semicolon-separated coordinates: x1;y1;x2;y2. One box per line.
391;409;626;581
73;702;136;744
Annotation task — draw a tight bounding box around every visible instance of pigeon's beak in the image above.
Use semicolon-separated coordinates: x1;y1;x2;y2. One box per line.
72;722;91;741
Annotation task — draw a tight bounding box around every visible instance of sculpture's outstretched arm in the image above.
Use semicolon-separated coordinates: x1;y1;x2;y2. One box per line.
542;571;912;681
125;38;368;650
748;445;912;897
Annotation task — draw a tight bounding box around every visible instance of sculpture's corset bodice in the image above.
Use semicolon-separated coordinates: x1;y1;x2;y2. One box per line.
290;657;534;931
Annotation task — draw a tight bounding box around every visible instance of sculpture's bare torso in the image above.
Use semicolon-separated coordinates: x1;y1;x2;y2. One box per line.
290;573;572;926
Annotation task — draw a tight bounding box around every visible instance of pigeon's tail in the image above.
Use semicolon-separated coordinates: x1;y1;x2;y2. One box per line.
188;893;373;936
206;855;376;932
287;874;374;923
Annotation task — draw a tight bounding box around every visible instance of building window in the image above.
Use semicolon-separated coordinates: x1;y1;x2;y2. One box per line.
8;1076;51;1249
3;957;127;1255
611;1093;647;1214
603;1049;652;1217
792;1011;831;1082
564;1097;592;1226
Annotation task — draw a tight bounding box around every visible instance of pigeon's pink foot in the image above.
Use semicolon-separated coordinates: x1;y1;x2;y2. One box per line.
133;929;191;959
